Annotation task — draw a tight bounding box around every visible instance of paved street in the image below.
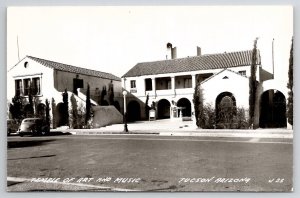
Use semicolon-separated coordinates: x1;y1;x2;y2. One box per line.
7;134;292;192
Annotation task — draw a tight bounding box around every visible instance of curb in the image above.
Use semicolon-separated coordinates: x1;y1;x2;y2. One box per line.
66;130;292;139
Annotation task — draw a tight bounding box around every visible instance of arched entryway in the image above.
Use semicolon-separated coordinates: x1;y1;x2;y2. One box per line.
215;92;237;128
36;103;46;119
56;102;68;127
259;90;287;128
157;99;171;119
127;100;141;122
177;98;192;117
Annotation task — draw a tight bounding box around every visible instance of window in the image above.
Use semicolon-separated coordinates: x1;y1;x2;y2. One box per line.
32;77;41;95
24;62;28;68
184;78;192;88
23;78;31;96
167;80;171;89
145;78;152;91
130;80;136;89
238;70;246;76
15;79;22;96
73;78;84;95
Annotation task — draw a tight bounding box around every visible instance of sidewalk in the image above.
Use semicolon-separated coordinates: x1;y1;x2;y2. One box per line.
51;119;293;139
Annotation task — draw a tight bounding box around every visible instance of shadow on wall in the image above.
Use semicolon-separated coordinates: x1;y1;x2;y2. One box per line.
92;106;123;128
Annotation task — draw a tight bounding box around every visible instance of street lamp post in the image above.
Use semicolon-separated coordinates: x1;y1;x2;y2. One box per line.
122;90;128;132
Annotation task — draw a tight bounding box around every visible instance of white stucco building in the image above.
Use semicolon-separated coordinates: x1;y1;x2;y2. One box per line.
122;48;289;128
7;56;123;128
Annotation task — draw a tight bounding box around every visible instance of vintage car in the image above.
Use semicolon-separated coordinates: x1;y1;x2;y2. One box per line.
18;118;50;136
7;119;19;136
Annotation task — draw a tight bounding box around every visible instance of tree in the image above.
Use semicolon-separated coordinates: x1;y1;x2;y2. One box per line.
145;94;150;119
51;98;57;128
62;89;69;126
27;84;34;117
193;75;205;128
9;95;23;120
70;94;78;129
287;38;293;126
248;38;259;128
34;97;42;118
108;80;114;105
100;86;107;105
45;99;50;127
85;84;91;126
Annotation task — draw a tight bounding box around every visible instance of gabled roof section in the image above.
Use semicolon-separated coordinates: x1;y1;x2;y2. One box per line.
122;50;261;77
26;56;121;81
201;68;248;85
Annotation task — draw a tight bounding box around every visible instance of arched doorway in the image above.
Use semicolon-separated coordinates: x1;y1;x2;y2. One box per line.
177;98;192;117
259;90;287;128
215;92;237;128
36;103;46;119
127;100;141;122
157;99;171;119
56;102;68;127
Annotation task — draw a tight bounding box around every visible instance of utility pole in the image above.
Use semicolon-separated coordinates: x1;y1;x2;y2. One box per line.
272;38;275;79
17;36;20;61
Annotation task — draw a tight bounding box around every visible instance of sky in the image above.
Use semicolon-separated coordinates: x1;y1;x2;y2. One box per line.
7;6;293;82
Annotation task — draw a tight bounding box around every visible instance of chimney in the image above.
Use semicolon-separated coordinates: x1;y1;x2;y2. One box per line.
166;43;177;59
171;47;177;59
197;46;201;56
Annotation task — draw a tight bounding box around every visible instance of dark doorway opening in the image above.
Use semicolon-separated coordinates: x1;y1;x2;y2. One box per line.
259;90;287;128
157;99;171;119
177;98;192;117
127;100;141;122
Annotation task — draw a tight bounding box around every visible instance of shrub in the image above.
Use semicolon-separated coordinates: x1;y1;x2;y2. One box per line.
51;98;57;129
70;94;79;129
202;104;216;129
193;75;205;128
201;104;247;129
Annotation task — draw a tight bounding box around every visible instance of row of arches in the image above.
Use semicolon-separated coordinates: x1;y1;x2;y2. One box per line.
127;98;192;122
27;89;287;128
214;90;287;128
126;89;287;128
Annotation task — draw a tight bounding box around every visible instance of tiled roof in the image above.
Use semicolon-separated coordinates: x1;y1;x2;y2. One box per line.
122;50;261;77
27;56;121;81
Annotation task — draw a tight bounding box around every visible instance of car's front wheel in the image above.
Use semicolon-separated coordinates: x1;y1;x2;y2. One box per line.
40;128;49;136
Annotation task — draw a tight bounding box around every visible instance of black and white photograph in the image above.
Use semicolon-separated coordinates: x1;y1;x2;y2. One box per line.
6;6;293;192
